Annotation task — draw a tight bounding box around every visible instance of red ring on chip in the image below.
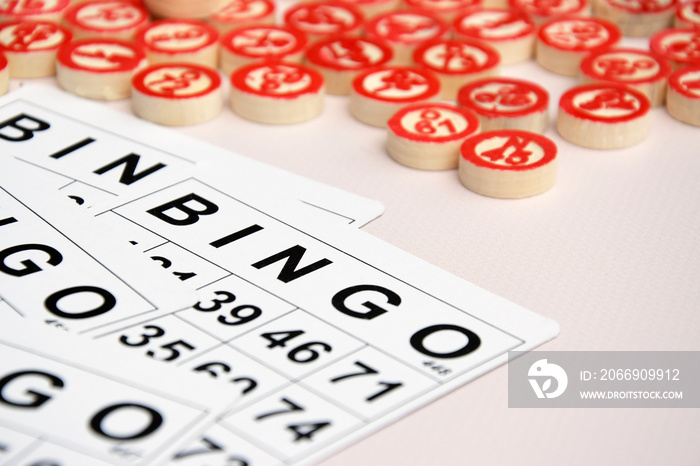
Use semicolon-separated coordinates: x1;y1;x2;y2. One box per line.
63;0;150;39
283;1;364;40
666;66;700;126
0;0;69;22
219;24;307;73
508;0;588;23
650;28;700;68
57;37;145;73
231;61;324;99
135;19;218;55
132;62;221;99
388;102;481;143
211;0;276;31
675;0;700;28
0;20;73;78
351;66;441;103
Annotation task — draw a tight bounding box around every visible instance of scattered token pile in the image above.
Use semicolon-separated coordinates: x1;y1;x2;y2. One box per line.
0;0;698;199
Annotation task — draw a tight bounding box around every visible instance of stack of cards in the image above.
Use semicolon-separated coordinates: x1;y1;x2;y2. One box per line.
0;85;558;465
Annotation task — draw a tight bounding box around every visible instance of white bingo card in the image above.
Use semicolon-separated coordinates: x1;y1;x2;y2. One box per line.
0;85;383;227
0;319;236;466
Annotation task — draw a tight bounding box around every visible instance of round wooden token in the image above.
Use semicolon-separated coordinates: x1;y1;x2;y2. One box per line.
675;0;700;28
63;0;150;41
230;61;325;124
56;38;146;100
593;0;677;37
650;28;700;69
350;66;441;127
413;38;500;100
144;0;228;19
508;0;589;25
557;83;651;149
131;63;222;126
0;52;8;95
219;25;307;77
339;0;401;17
579;47;672;107
453;9;537;65
209;0;276;33
134;20;219;68
387;102;481;170
536;17;622;76
457;77;549;133
283;1;364;44
458;130;557;199
0;20;72;78
305;36;393;95
365;10;449;65
666;65;700;126
0;0;69;24
403;0;483;22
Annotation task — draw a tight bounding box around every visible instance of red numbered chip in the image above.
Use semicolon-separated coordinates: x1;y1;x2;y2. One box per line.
580;48;672;107
283;1;364;43
305;36;393;95
63;0;149;40
350;66;441;127
666;66;700;126
210;0;276;32
0;0;69;23
134;20;219;68
387;103;481;170
536;17;622;76
557;83;651;149
593;0;677;37
365;9;449;64
508;0;589;24
0;52;8;95
56;38;146;100
230;61;325;124
220;25;307;76
339;0;400;17
0;20;72;78
404;0;482;21
675;0;700;28
453;9;537;65
131;63;223;126
413;38;500;99
457;77;549;133
458;130;558;199
650;28;700;69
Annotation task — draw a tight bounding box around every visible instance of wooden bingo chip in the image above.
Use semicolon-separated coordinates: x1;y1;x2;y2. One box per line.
666;66;700;126
507;0;589;25
219;25;307;77
365;9;449;65
339;0;400;17
350;66;441;127
0;52;7;95
675;0;700;28
413;37;500;100
131;62;223;126
458;130;557;198
144;0;228;19
230;61;325;124
0;0;69;24
62;0;150;41
56;37;146;100
387;102;481;170
209;0;276;33
305;35;393;95
283;1;364;44
557;83;651;149
579;48;672;107
650;28;700;69
0;20;72;78
452;9;537;65
403;0;482;22
536;17;622;76
457;77;549;133
593;0;677;37
134;19;219;68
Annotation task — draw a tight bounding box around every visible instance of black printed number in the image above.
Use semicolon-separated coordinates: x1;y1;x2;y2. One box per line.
261;330;331;363
193;291;262;326
119;325;195;361
331;361;403;402
255;398;331;442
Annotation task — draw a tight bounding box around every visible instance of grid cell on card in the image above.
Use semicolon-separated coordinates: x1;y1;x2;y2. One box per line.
171;422;282;466
177;343;290;405
176;274;296;342
0;425;36;463
221;384;362;461
101;314;221;364
229;310;364;380
301;347;437;421
145;241;230;290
